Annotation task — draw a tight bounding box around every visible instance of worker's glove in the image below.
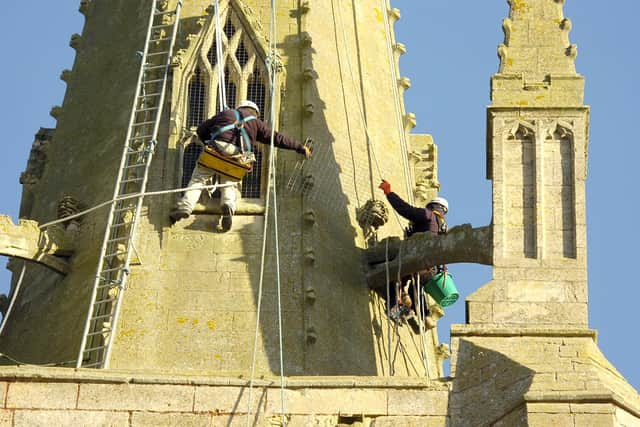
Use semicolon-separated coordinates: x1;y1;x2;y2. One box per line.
379;180;391;195
302;145;312;159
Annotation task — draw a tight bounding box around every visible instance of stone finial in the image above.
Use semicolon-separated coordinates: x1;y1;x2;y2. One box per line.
79;0;91;15
69;34;82;50
388;8;401;24
50;106;63;120
60;69;72;82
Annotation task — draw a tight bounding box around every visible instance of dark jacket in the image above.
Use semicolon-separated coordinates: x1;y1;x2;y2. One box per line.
197;107;306;155
386;192;446;237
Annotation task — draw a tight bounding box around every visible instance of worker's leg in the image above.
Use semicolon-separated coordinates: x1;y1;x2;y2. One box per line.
172;164;213;220
218;174;240;231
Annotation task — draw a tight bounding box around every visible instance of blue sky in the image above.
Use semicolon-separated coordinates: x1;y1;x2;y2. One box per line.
0;1;638;389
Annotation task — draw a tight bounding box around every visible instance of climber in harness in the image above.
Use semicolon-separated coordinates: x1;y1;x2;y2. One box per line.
171;100;312;231
378;179;449;329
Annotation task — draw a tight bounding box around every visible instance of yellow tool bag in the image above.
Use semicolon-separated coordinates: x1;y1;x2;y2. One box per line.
197;145;252;181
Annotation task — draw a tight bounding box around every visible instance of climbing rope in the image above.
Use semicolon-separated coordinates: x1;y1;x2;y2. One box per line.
38;182;233;230
380;0;414;204
0;262;26;336
213;0;228;112
246;0;287;425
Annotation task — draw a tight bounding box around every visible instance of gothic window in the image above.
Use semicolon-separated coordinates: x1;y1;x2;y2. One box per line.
183;7;272;200
187;67;206;128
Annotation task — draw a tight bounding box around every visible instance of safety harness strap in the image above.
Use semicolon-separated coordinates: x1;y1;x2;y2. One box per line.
209;109;257;154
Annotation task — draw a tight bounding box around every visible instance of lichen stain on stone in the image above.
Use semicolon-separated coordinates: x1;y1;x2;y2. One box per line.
518;100;529;106
207;320;216;330
191;318;199;326
511;0;531;13
507;58;514;67
536;95;545;100
374;8;383;23
176;317;188;324
213;353;221;360
118;329;138;338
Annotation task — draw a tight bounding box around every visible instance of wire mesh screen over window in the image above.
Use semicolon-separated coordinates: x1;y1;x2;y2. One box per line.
184;8;270;199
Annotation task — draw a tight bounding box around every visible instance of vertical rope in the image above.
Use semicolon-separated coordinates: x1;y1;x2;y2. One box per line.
214;0;227;111
247;0;286;425
380;0;414;204
384;239;392;376
0;261;27;336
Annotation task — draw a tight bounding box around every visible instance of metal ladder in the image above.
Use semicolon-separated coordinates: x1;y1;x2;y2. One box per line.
76;0;183;369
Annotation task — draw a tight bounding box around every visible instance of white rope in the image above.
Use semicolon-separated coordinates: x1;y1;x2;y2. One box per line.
247;1;287;424
0;262;26;336
332;0;409;234
380;0;414;204
214;0;228;111
385;239;392;376
38;182;233;230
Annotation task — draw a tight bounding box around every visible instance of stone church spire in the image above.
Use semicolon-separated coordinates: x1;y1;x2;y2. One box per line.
492;0;583;108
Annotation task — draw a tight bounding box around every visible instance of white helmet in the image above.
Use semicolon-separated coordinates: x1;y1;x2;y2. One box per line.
428;196;449;213
237;100;260;115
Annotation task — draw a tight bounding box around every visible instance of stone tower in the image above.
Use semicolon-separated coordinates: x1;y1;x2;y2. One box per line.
0;0;442;378
0;0;638;425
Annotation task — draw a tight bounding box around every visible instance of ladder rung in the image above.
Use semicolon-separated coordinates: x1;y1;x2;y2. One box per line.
113;206;136;213
154;9;176;16
129;134;154;140
96;283;120;291
123;164;146;171
99;266;125;274
133;120;156;127
142;78;164;85
110;222;131;230
93;298;115;306
120;177;145;184
138;92;162;98
81;361;103;368
86;330;110;338
106;236;131;244
144;64;167;71
90;314;114;321
104;251;127;259
135;106;160;113
151;23;174;30
150;37;171;43
83;345;107;353
146;51;170;57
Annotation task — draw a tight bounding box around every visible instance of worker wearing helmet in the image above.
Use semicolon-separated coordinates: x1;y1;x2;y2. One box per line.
378;180;448;238
171;100;311;231
378;180;449;328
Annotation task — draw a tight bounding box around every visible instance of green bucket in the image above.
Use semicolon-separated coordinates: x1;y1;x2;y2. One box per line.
424;272;459;307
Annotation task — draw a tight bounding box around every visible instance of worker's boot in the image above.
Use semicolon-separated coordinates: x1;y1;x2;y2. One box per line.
220;204;233;232
169;208;190;224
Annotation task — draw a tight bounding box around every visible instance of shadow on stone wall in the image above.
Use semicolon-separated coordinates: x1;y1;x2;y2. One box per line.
447;340;533;426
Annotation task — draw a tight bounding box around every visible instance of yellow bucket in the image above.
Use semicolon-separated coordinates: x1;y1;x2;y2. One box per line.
197;146;251;181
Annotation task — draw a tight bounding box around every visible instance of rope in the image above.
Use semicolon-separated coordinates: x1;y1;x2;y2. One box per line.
0;353;76;368
38;182;234;230
332;1;409;233
384;239;392;376
380;0;414;204
0;262;26;336
247;1;287;424
213;0;227;111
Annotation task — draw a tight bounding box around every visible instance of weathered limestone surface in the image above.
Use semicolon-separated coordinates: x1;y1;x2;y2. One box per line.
365;224;492;289
0;215;72;274
0;367;451;427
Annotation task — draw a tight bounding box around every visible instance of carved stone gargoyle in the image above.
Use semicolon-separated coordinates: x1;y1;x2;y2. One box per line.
0;214;74;274
365;224;493;290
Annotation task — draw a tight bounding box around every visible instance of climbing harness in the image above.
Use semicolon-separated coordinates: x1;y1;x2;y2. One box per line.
197;110;258;180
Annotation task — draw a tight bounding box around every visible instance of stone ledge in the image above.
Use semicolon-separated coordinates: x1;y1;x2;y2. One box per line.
0;366;449;390
450;324;597;340
525;390;640;419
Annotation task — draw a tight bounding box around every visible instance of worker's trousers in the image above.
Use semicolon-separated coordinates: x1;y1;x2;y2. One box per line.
176;141;243;214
